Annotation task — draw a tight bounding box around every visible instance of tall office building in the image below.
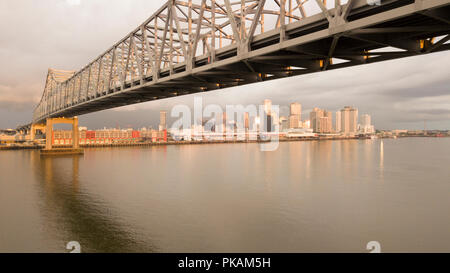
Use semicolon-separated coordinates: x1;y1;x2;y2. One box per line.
289;115;301;129
340;106;358;135
279;116;289;131
310;107;324;133
263;99;272;115
290;103;301;117
244;112;250;130
289;102;302;129
266;114;273;132
311;108;332;133
322;111;333;133
335;111;341;133
159;110;167;131
361;114;371;127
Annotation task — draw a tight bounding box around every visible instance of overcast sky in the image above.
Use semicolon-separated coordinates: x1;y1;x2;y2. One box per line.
0;0;449;130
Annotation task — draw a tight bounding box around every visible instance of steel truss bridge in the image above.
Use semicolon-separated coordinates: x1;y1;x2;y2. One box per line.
31;0;450;125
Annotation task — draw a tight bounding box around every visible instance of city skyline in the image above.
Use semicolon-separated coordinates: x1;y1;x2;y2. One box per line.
75;101;375;136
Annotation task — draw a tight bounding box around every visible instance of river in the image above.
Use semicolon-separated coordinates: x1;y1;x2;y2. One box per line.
1;137;449;252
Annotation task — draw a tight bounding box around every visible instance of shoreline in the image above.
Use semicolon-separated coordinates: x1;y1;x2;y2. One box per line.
1;135;448;151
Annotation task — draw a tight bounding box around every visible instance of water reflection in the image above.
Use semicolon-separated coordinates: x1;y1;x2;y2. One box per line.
379;140;384;179
2;138;450;252
31;152;154;253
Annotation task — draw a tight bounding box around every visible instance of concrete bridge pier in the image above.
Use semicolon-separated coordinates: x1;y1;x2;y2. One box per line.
30;123;46;142
40;116;83;156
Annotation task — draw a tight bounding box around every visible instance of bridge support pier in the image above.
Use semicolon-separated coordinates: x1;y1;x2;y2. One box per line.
30;123;46;142
41;116;83;156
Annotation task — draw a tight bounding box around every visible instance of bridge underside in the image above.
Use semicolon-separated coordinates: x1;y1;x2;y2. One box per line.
32;0;450;124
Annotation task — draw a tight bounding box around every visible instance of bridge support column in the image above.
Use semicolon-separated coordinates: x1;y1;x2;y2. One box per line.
72;117;79;149
45;119;53;150
30;123;46;142
41;116;83;156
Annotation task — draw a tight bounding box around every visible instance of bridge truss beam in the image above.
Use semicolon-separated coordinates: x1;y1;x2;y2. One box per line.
33;0;450;124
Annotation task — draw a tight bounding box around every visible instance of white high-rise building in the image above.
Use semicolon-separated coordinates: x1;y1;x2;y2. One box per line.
361;114;371;127
359;114;375;134
340;106;358;135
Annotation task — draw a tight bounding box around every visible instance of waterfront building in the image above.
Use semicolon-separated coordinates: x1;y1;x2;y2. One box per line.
159;110;167;131
264;99;272;115
286;128;315;138
244;112;250;130
359;114;375;134
290;102;302;116
340;106;358;135
279;116;289;131
289;103;302;129
54;127;167;145
335;111;341;133
289;115;301;129
310;108;332;133
266;114;273;132
303;120;311;129
318;111;333;133
310;107;324;133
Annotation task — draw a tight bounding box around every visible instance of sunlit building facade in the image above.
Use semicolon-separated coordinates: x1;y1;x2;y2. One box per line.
340;106;358;135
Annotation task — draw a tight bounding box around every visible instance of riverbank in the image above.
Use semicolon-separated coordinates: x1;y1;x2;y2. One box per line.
1;135;448;151
0;145;41;150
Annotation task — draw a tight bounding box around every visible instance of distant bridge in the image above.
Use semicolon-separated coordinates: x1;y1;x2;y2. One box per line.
30;0;450;125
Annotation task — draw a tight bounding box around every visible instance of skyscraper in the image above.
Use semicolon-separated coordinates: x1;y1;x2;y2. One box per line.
279;116;289;131
361;114;371;127
289;115;300;129
264;99;272;115
289;102;302;129
322;111;333;133
244;112;250;130
310;107;324;133
159;110;167;131
335;111;341;133
310;108;333;133
266;114;273;132
290;103;301;117
340;106;358;135
360;114;375;134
